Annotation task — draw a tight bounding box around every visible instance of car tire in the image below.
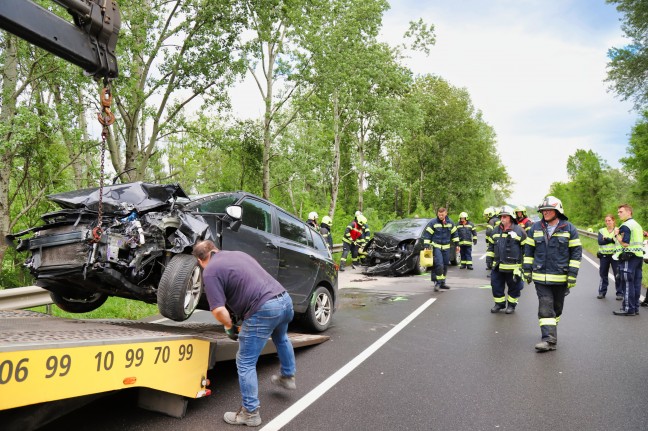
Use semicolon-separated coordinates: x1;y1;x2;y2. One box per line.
50;291;108;313
412;255;427;275
158;254;202;322
450;246;459;266
303;285;333;332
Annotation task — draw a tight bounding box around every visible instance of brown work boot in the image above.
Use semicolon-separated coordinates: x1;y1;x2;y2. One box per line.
223;406;262;427
271;374;296;390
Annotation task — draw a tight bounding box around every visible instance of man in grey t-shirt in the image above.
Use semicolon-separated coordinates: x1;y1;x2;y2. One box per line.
193;240;296;427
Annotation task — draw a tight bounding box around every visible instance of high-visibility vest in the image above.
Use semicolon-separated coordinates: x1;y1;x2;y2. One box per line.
620;218;644;257
598;227;617;255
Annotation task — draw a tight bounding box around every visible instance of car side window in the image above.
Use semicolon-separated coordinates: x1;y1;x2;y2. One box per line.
199;195;238;213
311;229;328;252
277;211;310;245
240;198;273;233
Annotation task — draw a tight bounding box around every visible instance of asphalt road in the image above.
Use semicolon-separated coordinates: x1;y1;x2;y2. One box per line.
40;236;648;430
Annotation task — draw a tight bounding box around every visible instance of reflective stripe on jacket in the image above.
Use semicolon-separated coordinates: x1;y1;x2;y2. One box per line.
457;221;477;245
523;220;582;285
620;218;644;257
422;217;459;249
343;221;363;244
597;227;617;255
486;223;527;272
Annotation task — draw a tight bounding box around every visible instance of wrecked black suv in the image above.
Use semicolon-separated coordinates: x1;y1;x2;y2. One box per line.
7;182;338;331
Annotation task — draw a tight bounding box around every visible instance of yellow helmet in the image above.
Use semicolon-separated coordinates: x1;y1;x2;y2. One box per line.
321;216;332;225
514;205;527;217
459;211;468;219
357;215;368;226
308;211;318;221
483;207;495;219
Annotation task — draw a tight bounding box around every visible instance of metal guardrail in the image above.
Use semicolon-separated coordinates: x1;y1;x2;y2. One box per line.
0;285;52;310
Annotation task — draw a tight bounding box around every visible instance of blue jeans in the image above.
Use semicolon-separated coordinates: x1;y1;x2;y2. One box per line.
237;292;296;411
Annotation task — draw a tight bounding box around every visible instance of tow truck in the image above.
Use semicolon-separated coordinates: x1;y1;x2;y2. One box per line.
0;3;329;429
0;308;328;430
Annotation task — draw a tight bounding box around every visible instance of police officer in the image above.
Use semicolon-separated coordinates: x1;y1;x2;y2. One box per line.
340;214;366;271
523;196;582;352
613;204;644;316
422;207;459;291
486;206;527;314
597;214;621;300
456;211;477;269
320;215;333;252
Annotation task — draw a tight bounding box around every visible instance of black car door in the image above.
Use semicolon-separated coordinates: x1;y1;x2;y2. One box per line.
200;195;280;279
275;210;319;306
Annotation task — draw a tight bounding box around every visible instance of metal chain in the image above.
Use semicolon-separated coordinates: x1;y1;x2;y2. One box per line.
94;80;115;241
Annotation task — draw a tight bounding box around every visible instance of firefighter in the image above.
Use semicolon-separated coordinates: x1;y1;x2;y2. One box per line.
306;212;319;230
422;207;459;291
340;214;366;271
456;212;477;269
484;207;499;266
515;205;533;233
486;206;527;314
357;217;372;265
320;215;333;252
613;204;644;315
523;196;582;352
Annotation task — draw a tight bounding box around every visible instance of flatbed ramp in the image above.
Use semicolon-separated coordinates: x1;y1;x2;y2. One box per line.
0;310;328;429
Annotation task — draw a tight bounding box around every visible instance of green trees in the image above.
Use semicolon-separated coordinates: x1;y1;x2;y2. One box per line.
606;0;648;109
0;1;513;286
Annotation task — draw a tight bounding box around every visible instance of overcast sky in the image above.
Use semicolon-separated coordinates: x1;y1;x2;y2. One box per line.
229;1;638;208
381;0;638;206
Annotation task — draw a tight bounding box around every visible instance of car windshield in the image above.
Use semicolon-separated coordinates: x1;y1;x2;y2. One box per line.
380;219;428;236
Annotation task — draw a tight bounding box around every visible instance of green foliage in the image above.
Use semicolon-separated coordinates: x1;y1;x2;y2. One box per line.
621;111;648;222
28;297;158;320
606;0;648;109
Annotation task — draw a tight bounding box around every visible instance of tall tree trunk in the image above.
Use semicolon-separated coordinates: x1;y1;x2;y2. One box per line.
356;121;366;212
418;168;424;202
0;35;19;268
328;92;342;220
262;50;274;200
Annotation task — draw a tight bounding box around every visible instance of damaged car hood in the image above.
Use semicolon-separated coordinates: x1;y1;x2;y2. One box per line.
47;182;189;214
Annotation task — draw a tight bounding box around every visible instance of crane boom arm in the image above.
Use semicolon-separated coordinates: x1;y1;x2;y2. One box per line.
0;0;120;80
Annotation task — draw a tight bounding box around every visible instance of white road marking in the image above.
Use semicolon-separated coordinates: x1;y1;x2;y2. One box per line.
259;297;437;431
582;254;615;281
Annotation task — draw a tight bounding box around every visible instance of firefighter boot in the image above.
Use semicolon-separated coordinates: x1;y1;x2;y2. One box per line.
535;325;557;352
467;265;473;270
490;303;506;313
505;303;516;314
534;341;557;352
339;261;346;272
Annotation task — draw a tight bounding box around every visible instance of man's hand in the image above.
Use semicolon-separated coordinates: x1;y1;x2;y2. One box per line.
225;325;240;341
523;271;532;284
473;238;477;245
567;276;576;290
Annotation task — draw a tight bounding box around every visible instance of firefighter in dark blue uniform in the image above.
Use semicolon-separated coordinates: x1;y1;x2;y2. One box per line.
422;208;459;291
320;215;333;252
523;196;582;352
486;206;527;314
456;211;477;269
